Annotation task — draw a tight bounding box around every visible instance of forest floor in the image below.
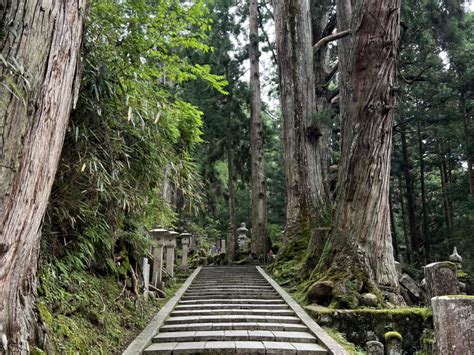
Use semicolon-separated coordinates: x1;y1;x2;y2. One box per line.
33;263;186;354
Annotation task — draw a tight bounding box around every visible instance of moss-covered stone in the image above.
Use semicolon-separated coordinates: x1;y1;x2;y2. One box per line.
385;331;403;342
305;305;433;353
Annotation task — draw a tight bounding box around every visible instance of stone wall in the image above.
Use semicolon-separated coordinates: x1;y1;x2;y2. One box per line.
305;305;433;353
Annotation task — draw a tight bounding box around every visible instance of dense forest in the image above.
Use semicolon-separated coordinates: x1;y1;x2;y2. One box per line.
0;0;472;353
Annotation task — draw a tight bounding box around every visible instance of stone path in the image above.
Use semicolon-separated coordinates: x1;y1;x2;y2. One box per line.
124;266;347;354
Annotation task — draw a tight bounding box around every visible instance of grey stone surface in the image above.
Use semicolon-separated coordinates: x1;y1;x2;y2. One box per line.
172;341;206;353
143;342;177;354
366;340;384;355
292;342;328;354
431;295;474;355
263;341;297;354
399;273;421;299
272;331;316;343
203;340;236;352
235;341;266;354
360;293;378;307
424;261;459;298
122;267;201;355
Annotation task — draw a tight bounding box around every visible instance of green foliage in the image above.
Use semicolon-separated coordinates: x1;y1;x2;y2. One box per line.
42;0;226;273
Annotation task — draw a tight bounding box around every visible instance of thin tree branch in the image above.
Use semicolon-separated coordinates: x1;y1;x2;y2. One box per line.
324;63;339;85
313;30;350;52
257;4;277;65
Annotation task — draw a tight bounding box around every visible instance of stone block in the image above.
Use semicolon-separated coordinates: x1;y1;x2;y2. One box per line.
424;261;459;298
366;340;384;355
399;273;421;299
431;295;474;355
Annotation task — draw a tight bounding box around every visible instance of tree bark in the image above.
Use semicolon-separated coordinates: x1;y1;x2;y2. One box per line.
273;0;329;246
249;0;267;259
320;0;403;304
0;0;86;352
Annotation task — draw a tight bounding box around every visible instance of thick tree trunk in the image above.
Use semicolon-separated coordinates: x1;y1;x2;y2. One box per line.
320;0;403;305
0;0;86;352
274;0;329;246
401;128;421;264
249;0;267;259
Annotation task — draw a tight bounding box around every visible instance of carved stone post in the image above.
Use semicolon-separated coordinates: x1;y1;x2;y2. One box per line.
432;295;474;354
149;228;168;289
180;232;191;267
220;238;226;253
164;230;179;278
142;257;150;298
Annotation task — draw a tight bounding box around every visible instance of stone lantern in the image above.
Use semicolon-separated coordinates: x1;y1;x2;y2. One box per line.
149;228;168;289
180;232;191;267
164;230;179;278
237;222;249;252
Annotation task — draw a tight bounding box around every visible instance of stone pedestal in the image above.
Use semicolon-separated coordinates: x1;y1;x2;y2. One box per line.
431;295;474;354
180;232;191;267
424;261;459;298
366;340;384;355
149;228;168;289
164;231;179;278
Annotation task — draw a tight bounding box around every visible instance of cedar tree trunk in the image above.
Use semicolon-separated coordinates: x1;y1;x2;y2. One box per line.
320;0;403;305
274;0;329;246
249;0;267;259
0;0;86;352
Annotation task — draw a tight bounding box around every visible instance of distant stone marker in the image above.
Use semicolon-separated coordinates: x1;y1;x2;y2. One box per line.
424;261;459;298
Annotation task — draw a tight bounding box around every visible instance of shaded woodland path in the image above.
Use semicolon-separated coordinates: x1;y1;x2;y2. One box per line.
123;266;347;354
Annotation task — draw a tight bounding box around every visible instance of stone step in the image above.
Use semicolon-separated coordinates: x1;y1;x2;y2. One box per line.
144;340;328;354
153;330;317;343
181;294;278;300
183;292;278;297
175;303;289;310
178;298;285;305
187;285;272;290
170;308;294;317
165;315;302;325
160;322;308;332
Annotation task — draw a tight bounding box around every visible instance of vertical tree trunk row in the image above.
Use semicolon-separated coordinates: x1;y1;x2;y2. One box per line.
249;0;267;259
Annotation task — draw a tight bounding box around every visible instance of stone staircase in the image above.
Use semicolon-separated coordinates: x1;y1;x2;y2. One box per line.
141;266;336;354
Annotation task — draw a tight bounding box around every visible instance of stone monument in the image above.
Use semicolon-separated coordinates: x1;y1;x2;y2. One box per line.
180;231;191;267
149;227;168;289
164;230;179;278
424;261;459;298
237;222;249;252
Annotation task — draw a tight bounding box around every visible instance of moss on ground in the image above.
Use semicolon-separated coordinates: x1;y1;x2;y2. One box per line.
36;264;185;353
